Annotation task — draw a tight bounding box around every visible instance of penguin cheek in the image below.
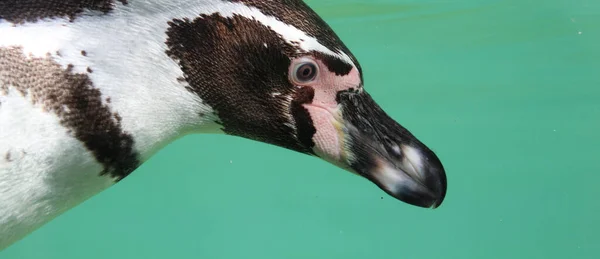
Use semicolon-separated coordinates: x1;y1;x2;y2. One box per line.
303;104;343;165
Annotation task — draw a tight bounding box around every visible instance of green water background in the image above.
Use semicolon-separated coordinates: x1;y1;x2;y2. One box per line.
3;0;599;258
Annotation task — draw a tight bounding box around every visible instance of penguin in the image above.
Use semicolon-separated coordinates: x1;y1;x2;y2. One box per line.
0;0;447;250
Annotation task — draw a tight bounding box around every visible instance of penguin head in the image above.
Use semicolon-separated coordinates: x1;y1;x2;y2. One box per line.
165;1;446;208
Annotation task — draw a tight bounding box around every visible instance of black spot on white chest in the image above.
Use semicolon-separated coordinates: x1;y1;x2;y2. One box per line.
0;46;139;180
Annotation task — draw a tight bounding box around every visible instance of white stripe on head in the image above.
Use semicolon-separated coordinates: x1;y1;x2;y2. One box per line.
124;0;357;65
212;2;356;66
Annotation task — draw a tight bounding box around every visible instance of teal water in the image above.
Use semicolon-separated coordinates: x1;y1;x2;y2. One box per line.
3;0;599;258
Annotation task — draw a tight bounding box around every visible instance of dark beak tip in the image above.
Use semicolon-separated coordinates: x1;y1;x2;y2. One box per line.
428;174;447;209
421;153;448;209
433;167;448;209
389;169;447;209
431;194;445;209
363;162;447;210
419;190;446;209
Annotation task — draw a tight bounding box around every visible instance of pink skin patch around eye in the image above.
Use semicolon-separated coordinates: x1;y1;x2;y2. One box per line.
289;57;361;164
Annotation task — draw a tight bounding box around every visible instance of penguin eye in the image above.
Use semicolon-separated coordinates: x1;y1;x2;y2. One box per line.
293;62;318;83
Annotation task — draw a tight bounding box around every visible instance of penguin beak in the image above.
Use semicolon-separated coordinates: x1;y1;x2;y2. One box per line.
334;90;447;208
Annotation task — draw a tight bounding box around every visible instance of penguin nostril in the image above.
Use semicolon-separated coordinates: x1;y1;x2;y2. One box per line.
391;144;401;157
382;136;402;159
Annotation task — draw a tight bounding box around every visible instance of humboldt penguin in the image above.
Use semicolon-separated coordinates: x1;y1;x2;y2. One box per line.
0;0;447;250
